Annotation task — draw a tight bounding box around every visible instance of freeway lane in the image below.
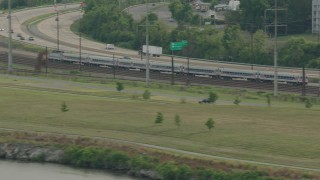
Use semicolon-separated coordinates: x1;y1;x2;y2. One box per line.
0;4;80;50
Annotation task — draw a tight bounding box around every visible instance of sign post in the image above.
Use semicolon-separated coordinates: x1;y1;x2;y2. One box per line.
169;40;188;85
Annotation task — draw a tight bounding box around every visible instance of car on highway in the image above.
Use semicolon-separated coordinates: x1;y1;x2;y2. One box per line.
168;18;175;22
28;36;34;41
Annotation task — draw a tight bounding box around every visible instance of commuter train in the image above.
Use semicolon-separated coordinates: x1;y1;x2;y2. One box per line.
48;51;308;85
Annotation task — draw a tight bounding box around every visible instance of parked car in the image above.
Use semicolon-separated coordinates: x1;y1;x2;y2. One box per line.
19;36;25;40
198;98;212;104
28;36;34;41
0;28;4;31
17;33;21;37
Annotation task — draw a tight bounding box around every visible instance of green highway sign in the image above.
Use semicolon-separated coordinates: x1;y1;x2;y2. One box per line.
181;40;188;46
170;42;183;51
170;40;188;51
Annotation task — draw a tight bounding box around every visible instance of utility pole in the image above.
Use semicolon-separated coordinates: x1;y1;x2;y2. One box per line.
264;0;287;96
274;0;278;96
7;0;13;73
171;50;174;85
302;66;306;96
45;46;48;75
56;10;60;50
79;8;82;71
146;0;150;87
79;17;82;71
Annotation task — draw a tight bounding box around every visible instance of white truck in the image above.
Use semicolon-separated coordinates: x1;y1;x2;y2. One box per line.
142;45;162;57
106;44;115;50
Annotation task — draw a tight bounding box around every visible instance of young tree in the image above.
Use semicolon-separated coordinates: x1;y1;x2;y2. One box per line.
233;96;241;105
61;101;69;113
305;99;313;108
205;118;215;131
266;95;271;107
174;114;181;128
155;112;164;124
208;92;218;103
143;90;151;100
116;82;124;91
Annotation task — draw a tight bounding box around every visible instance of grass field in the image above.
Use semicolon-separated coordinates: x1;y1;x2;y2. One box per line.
0;75;320;170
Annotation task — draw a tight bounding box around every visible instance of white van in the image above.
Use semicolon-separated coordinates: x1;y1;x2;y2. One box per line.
106;44;115;50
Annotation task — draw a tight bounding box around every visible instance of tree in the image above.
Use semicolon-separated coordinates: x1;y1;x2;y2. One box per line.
280;38;306;67
155;112;164;124
208;92;218;103
116;82;124;91
61;101;69;113
205;118;215;131
239;0;270;32
143;90;151;100
222;25;244;60
174;114;181;128
307;58;320;69
286;0;312;34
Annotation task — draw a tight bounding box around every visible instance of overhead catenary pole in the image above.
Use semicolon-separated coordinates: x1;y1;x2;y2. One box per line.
146;0;150;86
79;8;82;71
8;0;13;73
171;50;174;85
56;10;60;50
273;0;278;96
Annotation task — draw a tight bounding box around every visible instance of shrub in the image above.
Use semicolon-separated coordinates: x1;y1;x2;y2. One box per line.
196;168;228;180
61;146;110;168
176;165;192;180
106;151;129;169
157;162;179;180
155;112;164;124
174;114;181;128
305;99;312;108
143;89;151;100
266;95;271;107
129;155;156;170
232;171;266;180
233;96;241;105
116;82;124;91
208;92;218;103
61;101;69;113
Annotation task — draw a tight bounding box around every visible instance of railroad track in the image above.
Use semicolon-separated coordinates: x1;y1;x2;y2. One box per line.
0;53;319;96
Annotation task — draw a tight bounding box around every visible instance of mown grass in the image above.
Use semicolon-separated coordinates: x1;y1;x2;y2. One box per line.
0;75;320;170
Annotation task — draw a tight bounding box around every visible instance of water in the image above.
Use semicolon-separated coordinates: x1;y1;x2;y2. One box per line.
0;160;142;180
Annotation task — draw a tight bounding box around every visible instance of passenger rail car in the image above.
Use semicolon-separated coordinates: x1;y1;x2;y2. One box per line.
48;51;308;85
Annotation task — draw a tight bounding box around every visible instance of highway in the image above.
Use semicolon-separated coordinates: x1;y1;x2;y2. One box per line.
0;3;320;79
